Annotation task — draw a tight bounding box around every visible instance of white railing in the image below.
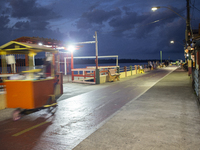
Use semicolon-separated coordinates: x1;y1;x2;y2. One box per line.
71;68;96;84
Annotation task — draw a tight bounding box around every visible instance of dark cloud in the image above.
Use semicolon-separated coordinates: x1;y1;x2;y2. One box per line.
76;18;93;30
88;2;100;11
13;21;49;30
8;0;59;21
0;0;199;61
0;15;10;29
0;0;64;45
13;21;30;30
108;11;139;36
0;0;62;39
70;3;189;60
108;6;186;39
76;8;121;29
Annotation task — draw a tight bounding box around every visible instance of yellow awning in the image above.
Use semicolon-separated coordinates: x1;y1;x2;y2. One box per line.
0;41;58;55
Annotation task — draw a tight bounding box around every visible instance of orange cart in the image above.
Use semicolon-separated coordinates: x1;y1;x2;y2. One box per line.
0;41;61;120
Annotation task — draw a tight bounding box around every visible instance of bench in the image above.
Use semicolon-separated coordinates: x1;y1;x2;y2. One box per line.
138;66;144;73
108;69;120;82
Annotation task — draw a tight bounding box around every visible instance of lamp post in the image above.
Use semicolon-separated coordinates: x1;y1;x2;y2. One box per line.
152;3;192;75
151;6;186;21
170;40;185;46
72;31;100;84
170;40;187;62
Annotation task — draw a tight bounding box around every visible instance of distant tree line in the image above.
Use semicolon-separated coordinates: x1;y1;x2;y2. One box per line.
0;58;172;66
73;59;162;64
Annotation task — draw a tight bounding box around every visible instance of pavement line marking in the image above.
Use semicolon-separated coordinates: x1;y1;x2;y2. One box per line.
12;121;49;137
124;85;130;88
96;96;107;101
113;90;120;94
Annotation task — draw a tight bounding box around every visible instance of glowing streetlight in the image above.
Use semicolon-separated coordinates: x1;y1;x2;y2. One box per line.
68;45;75;52
151;6;186;21
170;40;184;46
151;7;160;11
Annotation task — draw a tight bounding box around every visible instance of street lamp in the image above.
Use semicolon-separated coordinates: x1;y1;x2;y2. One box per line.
152;4;192;75
170;40;184;46
68;45;75;52
170;40;186;61
151;6;186;21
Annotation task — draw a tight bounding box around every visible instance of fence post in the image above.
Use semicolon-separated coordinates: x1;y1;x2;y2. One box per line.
72;70;74;81
130;66;132;76
117;67;120;74
124;66;127;77
96;69;100;84
135;65;137;74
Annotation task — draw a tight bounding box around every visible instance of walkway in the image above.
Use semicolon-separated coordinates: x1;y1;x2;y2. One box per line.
0;66;200;150
73;67;200;150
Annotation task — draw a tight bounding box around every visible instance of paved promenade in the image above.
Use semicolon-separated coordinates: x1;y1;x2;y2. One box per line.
0;66;200;150
73;67;200;150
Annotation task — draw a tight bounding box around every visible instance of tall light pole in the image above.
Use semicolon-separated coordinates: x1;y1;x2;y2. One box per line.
186;0;192;75
152;2;192;75
73;31;99;84
95;31;98;70
160;51;162;64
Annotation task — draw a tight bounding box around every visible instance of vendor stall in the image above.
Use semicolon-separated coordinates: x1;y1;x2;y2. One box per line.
0;41;61;109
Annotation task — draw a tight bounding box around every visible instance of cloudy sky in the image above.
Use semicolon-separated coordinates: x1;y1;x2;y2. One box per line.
0;0;200;60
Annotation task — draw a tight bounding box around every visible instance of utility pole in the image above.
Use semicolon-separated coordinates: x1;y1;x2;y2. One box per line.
95;31;100;84
160;51;162;64
186;0;192;75
95;31;98;70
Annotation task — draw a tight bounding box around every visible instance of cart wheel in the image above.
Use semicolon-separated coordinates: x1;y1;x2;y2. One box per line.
47;107;51;113
12;108;22;121
47;104;57;114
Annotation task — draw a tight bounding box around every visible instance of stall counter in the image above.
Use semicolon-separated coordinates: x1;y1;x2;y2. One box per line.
5;78;54;109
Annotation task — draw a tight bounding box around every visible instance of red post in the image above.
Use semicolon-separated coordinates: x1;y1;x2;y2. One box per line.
135;65;137;74
25;54;29;68
94;71;96;83
84;71;86;80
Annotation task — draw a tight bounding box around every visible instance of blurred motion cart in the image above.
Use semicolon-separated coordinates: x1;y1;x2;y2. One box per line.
0;41;63;120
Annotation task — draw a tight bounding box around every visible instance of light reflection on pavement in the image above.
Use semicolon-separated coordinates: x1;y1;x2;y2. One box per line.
0;67;177;150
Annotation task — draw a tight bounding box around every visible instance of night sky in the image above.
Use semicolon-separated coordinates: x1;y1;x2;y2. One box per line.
0;0;200;61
